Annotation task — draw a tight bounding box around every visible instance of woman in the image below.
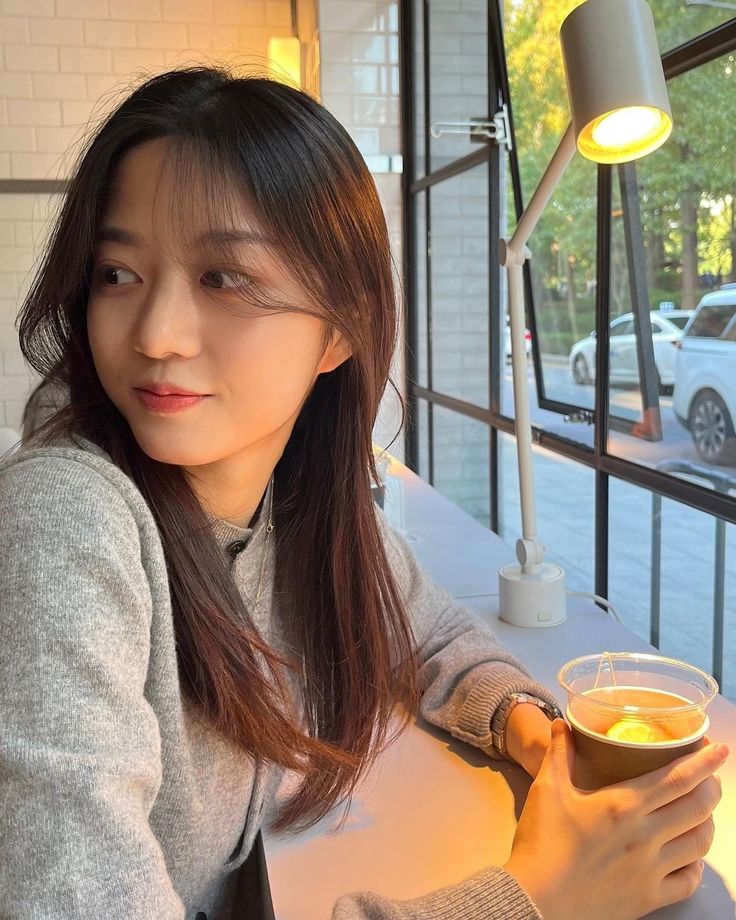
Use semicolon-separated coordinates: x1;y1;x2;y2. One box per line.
0;67;726;920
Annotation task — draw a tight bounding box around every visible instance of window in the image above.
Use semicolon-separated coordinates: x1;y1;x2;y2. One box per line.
610;319;634;337
666;315;692;330
724;317;736;342
688;304;736;338
402;2;736;701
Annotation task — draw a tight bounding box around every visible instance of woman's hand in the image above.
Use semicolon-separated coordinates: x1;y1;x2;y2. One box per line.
503;719;728;920
505;702;555;779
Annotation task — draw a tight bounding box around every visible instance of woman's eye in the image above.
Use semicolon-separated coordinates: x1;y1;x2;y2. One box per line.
93;265;138;286
201;268;255;291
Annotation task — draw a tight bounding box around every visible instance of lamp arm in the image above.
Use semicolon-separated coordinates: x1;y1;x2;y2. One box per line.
500;122;577;574
507;122;577;259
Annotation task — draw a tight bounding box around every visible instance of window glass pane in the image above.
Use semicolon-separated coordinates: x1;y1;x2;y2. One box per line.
431;406;490;527
415;193;428;387
413;0;426;179
527;155;598;411
499;146;595;446
724;318;736;342
687;303;736;338
498;431;595;593
429;162;490;408
606;53;736;472
609;477;735;702
417;399;430;480
649;1;735;54
502;2;598;427
611;320;634;337
605;175;658;430
428;0;488;173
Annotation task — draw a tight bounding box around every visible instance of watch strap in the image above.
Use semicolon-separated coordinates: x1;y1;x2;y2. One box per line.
490;691;563;759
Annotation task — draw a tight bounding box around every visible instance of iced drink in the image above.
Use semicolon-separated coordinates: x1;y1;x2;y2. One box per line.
558;653;718;790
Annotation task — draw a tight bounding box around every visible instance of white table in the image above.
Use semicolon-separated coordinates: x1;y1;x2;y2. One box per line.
264;458;736;919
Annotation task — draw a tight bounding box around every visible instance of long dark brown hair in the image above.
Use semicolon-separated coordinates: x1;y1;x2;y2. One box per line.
17;65;420;831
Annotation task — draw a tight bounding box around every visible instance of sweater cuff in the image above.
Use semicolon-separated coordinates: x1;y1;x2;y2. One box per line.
451;664;563;761
332;866;544;920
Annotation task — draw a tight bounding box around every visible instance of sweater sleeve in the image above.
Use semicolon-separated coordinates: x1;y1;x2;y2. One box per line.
331;866;543;920
327;510;551;919
375;507;561;760
0;454;185;919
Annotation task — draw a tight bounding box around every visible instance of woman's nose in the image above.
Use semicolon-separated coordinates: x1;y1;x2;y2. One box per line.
132;275;201;360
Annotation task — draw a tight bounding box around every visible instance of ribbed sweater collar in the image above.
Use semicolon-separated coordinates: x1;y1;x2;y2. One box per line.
67;435;273;558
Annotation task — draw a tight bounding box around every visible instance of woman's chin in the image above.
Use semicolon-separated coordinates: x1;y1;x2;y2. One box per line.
129;426;215;468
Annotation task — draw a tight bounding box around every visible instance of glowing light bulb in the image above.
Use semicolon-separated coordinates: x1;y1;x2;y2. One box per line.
606;719;672;744
578;106;672;164
592;106;663;149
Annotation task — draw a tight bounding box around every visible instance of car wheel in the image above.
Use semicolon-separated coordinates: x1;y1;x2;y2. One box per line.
572;354;590;385
689;390;736;465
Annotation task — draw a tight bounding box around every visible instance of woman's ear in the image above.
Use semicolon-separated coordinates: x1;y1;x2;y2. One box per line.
317;329;353;375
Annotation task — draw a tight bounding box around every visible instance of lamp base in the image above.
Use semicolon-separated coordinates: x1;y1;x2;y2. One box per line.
498;562;567;628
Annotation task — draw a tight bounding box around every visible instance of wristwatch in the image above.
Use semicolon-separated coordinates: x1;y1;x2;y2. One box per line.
491;692;563;759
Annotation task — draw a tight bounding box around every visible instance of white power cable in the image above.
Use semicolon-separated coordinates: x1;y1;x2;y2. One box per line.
566;590;622;623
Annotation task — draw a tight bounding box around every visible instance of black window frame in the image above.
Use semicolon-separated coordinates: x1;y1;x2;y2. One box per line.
400;3;736;617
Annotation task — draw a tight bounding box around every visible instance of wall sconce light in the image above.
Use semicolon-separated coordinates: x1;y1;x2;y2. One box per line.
267;36;302;88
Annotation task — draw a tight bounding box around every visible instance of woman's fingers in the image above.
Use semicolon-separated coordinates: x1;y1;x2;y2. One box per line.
659;818;715;876
648;775;722;845
620;742;728;814
657;860;704;910
539;719;575;783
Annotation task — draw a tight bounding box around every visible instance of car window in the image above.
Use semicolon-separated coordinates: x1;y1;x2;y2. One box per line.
722;317;736;342
610;319;634;336
650;319;665;335
686;303;736;338
665;315;691;330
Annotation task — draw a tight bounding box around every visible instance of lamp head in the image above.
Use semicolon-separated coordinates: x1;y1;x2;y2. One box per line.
561;0;672;164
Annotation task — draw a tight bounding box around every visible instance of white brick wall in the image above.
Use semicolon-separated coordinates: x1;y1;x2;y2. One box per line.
1;0;407;458
318;0;404;462
0;0;293;430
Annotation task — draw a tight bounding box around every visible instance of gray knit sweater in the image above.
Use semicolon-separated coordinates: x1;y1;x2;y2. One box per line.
0;437;556;919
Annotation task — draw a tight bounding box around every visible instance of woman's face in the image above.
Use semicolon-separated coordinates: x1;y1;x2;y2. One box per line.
87;137;350;473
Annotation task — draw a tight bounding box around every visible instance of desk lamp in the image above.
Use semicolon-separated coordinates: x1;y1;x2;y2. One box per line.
499;0;672;628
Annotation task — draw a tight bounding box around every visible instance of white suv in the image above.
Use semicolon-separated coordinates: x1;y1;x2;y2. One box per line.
673;286;736;465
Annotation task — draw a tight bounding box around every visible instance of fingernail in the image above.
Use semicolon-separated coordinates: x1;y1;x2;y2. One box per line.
714;744;730;761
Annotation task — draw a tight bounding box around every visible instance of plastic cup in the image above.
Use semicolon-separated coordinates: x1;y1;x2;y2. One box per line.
557;652;719;790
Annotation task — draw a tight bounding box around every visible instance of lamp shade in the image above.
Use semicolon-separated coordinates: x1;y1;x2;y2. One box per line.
561;0;672;164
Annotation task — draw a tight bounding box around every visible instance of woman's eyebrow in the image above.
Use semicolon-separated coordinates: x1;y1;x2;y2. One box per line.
93;226;273;248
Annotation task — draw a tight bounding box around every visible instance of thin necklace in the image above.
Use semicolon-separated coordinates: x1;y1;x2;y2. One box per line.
252;473;275;616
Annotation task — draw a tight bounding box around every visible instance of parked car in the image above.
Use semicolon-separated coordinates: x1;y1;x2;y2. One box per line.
673;286;736;465
568;309;693;392
504;314;532;363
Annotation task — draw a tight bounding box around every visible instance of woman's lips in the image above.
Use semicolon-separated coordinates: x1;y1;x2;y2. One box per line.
135;389;208;412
